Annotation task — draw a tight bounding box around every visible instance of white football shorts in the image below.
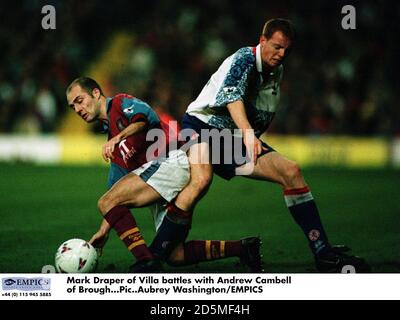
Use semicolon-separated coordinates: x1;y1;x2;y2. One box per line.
132;149;190;231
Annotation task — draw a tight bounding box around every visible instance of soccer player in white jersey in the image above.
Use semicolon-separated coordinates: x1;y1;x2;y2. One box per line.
171;19;370;272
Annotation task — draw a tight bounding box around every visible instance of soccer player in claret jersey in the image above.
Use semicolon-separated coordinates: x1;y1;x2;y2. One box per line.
169;19;370;272
66;77;262;272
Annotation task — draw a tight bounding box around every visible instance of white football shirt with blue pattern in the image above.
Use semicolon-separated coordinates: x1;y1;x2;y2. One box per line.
186;44;283;137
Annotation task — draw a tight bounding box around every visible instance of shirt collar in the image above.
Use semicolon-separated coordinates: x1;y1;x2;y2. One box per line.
256;44;279;77
255;44;263;73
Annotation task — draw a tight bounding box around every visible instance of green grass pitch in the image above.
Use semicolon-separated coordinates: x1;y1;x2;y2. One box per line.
0;164;399;273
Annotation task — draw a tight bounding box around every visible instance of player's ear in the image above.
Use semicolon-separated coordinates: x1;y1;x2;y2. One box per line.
92;88;100;99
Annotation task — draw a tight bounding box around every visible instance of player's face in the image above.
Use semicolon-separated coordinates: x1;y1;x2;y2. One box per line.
260;31;291;69
67;85;100;123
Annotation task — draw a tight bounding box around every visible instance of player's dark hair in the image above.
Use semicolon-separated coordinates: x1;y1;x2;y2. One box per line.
262;18;296;44
66;77;105;97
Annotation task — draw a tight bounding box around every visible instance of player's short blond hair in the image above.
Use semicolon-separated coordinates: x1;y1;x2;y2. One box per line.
262;18;296;43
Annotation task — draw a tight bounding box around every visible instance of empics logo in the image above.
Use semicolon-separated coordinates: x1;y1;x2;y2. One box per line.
2;277;51;291
3;279;16;286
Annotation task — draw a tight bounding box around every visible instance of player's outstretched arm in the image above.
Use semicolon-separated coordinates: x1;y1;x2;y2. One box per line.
102;121;147;161
89;219;110;256
226;100;262;163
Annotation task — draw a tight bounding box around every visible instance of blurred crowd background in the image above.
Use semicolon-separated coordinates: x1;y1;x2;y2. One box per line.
0;0;398;135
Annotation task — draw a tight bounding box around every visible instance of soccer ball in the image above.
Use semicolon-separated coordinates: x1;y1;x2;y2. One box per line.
55;239;98;273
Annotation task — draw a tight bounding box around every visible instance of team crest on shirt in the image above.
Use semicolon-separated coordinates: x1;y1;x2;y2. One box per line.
223;86;236;94
123;106;135;115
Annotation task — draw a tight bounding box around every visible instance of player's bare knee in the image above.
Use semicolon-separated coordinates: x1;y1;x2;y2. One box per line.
97;194;114;215
283;161;303;184
97;196;107;215
195;175;212;191
192;171;213;193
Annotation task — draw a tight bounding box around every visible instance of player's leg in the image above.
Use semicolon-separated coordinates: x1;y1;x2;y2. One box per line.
240;151;369;272
98;172;161;213
98;172;163;265
150;202;262;272
242;151;330;253
150;143;213;259
165;237;263;272
240;151;305;187
174;142;214;211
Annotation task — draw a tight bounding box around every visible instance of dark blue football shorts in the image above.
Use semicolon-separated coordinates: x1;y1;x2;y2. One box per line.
181;113;275;180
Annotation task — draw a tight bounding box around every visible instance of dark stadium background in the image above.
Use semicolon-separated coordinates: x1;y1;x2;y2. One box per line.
0;0;399;273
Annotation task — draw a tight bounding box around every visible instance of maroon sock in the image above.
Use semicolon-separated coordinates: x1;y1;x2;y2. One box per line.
182;240;242;265
167;202;193;226
104;206;153;261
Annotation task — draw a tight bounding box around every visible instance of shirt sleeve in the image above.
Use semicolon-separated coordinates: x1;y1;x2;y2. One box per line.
214;47;256;107
120;97;160;127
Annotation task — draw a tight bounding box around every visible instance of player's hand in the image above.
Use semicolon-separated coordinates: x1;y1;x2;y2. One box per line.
102;137;120;162
89;231;109;257
243;130;262;164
